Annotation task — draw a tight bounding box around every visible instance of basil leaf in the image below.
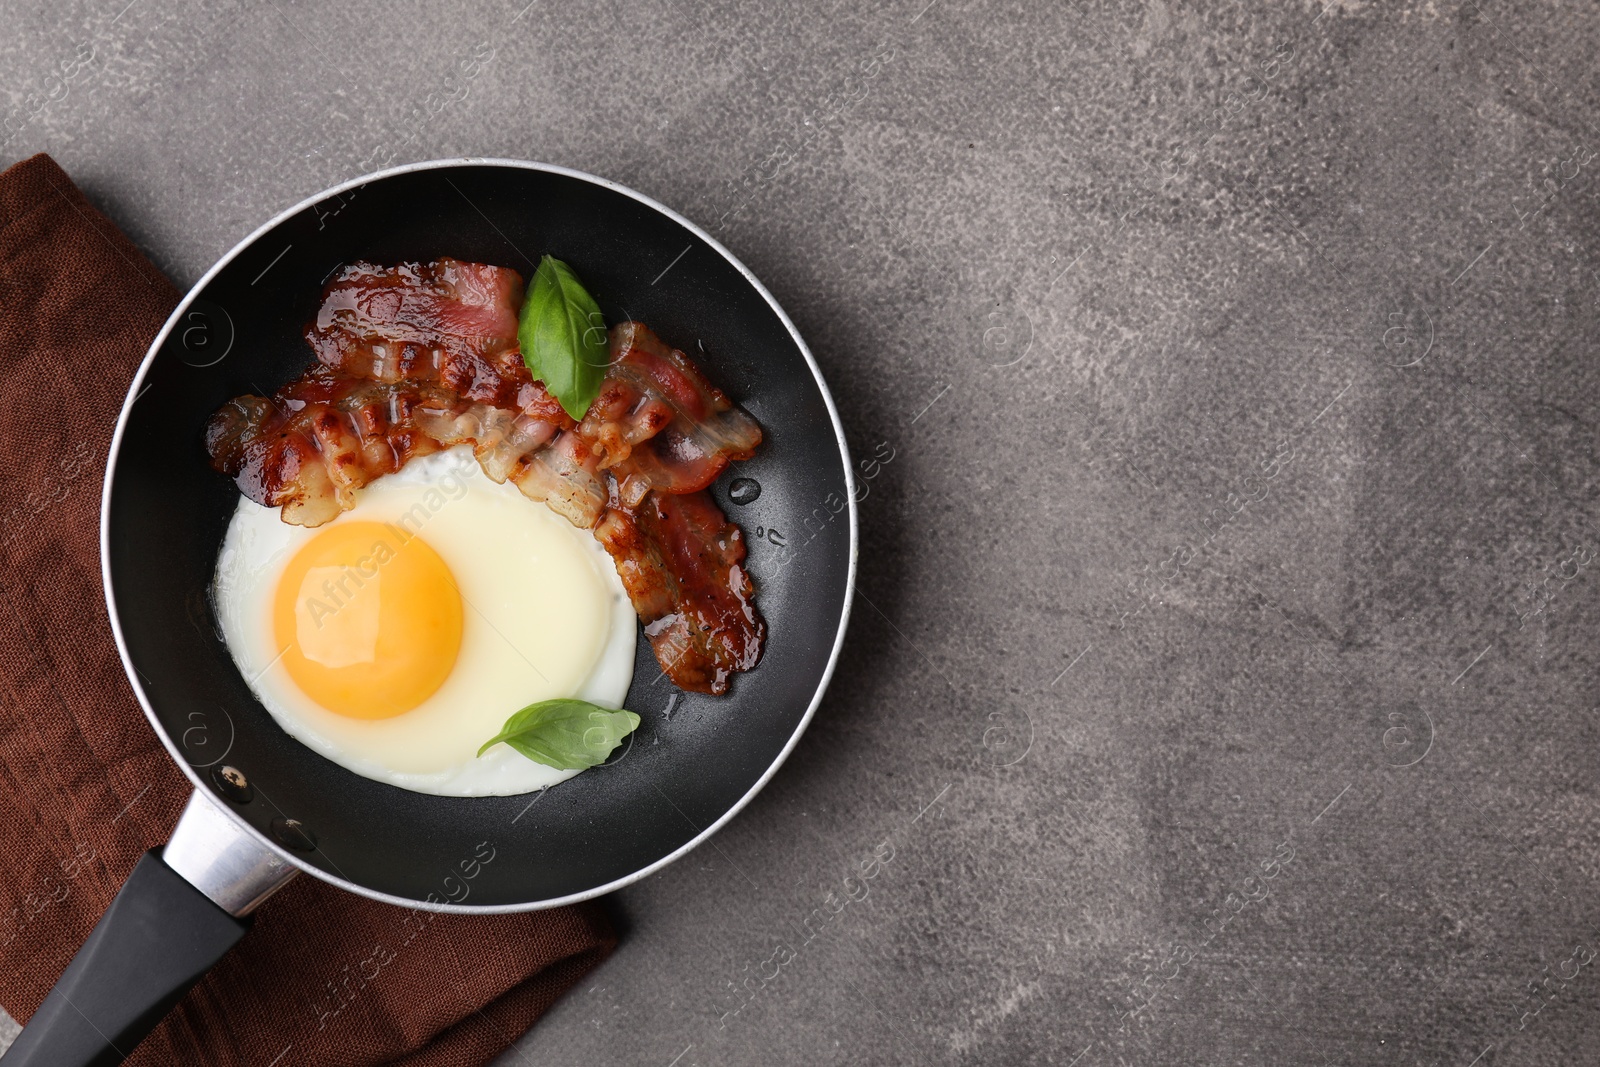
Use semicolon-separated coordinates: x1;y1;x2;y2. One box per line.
477;698;640;770
518;255;609;420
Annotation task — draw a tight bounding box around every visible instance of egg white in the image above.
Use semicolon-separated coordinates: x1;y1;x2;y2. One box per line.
212;447;637;796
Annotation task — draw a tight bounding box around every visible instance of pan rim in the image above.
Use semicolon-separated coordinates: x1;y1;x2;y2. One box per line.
99;157;859;913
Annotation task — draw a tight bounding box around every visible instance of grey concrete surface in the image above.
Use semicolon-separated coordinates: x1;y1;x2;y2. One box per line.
6;0;1600;1063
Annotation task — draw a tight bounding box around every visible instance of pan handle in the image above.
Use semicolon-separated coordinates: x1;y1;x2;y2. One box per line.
3;791;299;1066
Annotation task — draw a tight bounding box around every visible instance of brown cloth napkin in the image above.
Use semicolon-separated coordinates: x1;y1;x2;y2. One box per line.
0;154;615;1066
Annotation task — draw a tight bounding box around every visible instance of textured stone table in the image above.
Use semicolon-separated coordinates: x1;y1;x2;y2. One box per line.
6;0;1600;1063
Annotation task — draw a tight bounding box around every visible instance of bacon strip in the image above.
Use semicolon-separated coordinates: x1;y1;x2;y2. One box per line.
595;490;764;695
582;322;763;508
205;364;608;529
306;258;524;387
206;369;444;528
206;259;766;693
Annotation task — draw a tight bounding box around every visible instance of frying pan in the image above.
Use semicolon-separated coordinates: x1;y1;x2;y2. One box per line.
3;160;856;1066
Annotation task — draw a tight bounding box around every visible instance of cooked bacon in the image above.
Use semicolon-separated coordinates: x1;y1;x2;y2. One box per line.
306;259;525;393
206;369;444;527
594;489;763;694
206;258;766;692
206;367;608;530
582;323;763;508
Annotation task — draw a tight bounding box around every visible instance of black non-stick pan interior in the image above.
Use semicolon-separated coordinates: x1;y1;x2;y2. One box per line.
104;163;853;908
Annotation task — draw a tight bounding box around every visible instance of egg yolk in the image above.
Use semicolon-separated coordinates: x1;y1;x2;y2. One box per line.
272;521;464;719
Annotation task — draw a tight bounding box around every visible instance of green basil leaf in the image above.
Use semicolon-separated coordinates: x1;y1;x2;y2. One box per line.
477;698;640;770
518;255;609;421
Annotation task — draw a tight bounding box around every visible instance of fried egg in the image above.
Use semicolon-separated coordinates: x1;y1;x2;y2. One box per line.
212;447;636;796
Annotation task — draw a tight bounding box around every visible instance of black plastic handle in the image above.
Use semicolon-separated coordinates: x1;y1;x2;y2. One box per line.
3;849;249;1067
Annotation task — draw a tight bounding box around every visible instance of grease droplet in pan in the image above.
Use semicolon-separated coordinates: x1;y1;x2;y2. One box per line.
728;477;761;505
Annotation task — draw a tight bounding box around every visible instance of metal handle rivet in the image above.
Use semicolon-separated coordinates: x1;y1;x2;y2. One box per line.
210;765;254;804
270;817;317;852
